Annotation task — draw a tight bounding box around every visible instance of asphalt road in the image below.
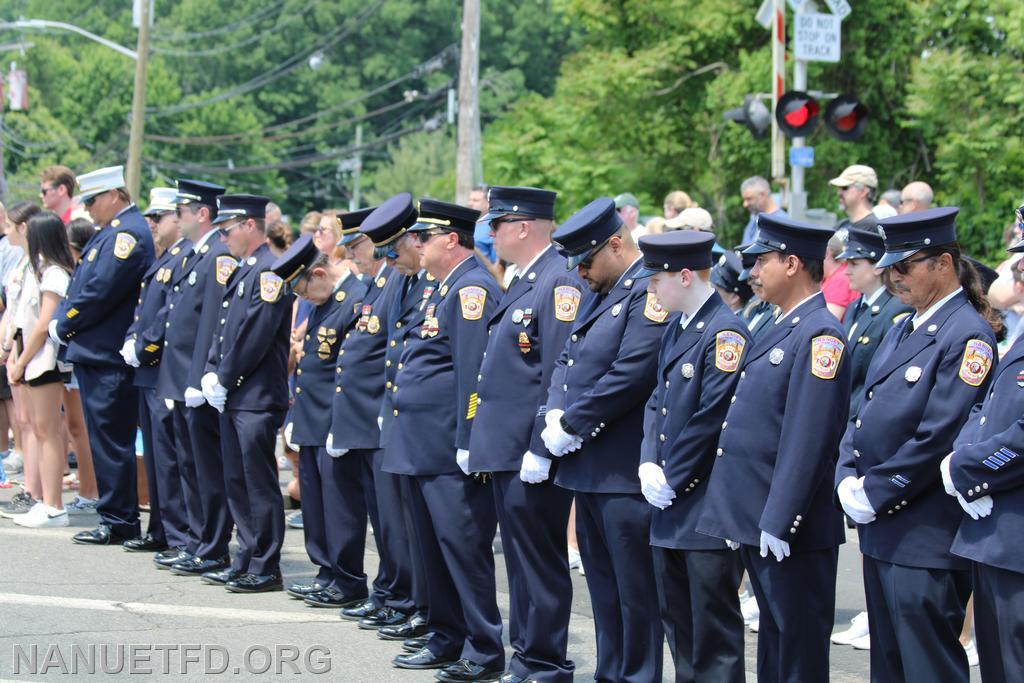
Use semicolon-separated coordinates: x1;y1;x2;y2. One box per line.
0;479;982;682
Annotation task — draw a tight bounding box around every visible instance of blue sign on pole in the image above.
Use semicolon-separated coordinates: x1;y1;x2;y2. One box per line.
790;146;815;168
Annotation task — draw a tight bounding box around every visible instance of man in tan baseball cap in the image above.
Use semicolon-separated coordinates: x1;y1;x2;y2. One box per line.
830;164;878;232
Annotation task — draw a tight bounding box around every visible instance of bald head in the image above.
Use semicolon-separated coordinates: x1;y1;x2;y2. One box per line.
899;181;934;215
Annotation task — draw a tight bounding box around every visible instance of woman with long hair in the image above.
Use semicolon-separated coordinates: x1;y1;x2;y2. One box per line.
9;211;76;527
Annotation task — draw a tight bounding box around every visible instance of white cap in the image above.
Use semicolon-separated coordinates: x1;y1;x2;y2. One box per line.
665;207;714;232
144;187;178;216
75;165;126;202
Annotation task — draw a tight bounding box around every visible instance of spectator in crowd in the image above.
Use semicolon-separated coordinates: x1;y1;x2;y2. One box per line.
830;165;879;232
662;190;695;219
645;217;666;235
899;181;934;215
0;202;23;479
878;189;902;213
265;202;283;227
615;192;646;238
9;212;76;528
739;176;786;244
821;232;858;320
665;207;714;234
39;166;76;225
266;221;293;257
468;184;497;264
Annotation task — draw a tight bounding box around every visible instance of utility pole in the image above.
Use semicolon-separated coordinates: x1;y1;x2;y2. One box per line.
350;123;363;211
454;0;481;205
770;0;786;183
126;0;151;200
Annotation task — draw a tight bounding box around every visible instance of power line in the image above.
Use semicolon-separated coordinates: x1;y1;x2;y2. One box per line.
149;1;287;43
144;0;385;117
150;0;319;57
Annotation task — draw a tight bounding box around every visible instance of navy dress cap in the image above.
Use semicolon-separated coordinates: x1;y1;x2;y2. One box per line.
636;230;716;278
409;198;481;235
552;197;623;269
336;207;377;246
272;234;320;283
175;179;226;209
734;243;757;282
743;213;834;260
711;250;754;300
212;193;270;225
875;206;959;268
838;228;885;262
360;192;417;247
479;186;556;227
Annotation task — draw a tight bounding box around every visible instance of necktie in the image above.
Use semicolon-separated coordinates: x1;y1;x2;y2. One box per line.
401;274;418;302
896;319;915;346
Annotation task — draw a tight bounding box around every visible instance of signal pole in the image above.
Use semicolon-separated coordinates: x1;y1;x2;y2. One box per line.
455;0;481;205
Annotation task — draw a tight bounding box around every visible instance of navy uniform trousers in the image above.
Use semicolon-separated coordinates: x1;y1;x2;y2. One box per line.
220;408;286;575
297;446;384;599
136;391;165;544
163;402;203;553
139;390;193;548
75;364;140;537
187;403;234;559
973;563;1024;683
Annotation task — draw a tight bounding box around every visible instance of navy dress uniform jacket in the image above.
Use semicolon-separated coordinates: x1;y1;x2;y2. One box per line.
383;257;501;476
836;291;996;570
330;266;397;450
379;271;435;448
949;335;1024;573
547;260;670;493
55;205;155;366
641;292;751;550
153;235;236;402
843;289;912;414
698;293;851;551
127;240;192;388
470;246;583;471
290;275;366;445
205;244;293;411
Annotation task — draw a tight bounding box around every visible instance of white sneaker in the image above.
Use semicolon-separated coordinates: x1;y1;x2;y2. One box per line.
65;495;99;515
2;451;23;474
749;619;759;633
568;547;582;570
13;503;69;528
850;633;871;650
741;594;760;624
832;611;870;646
963;639;979;667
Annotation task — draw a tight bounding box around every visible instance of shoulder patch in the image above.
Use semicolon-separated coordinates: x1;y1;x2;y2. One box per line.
643;293;669;323
216;255;237;286
260;271;284;303
459;286;487;321
113;232;137;260
553;285;582;322
811;335;845;380
959;339;993;387
715;330;746;373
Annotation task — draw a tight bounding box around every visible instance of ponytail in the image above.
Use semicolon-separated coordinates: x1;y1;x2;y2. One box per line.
950;246;1004;340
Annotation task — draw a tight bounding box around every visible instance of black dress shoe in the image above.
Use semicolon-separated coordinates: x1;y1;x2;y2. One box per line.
225;572;284;594
303;587;364;608
401;635;431;653
358;606;409;630
340;598;378;620
392;647;455;670
285;581;325;599
123;535;168;552
73;526;134;546
169;555;231;576
377;614;428;640
153;548;192;569
436;659;503;682
498;674;529;683
200;568;244;586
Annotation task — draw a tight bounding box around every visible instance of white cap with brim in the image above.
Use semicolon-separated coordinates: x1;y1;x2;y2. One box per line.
144;187;178;216
75;165;126;203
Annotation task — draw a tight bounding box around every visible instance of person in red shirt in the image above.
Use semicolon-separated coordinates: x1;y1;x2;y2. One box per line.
822;233;859;320
39;166;75;225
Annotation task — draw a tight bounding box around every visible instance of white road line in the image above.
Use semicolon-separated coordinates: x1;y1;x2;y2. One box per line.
1;594;342;623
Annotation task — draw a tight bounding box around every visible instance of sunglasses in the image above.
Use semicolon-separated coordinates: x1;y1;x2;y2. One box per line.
890;254;934;275
40;186;57;196
578;239;610;269
219;220;246;236
175;205;194;218
83;193;102;208
415;229;448;244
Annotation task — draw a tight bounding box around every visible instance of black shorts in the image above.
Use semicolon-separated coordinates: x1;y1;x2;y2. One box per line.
0;370;11;400
26;369;72;388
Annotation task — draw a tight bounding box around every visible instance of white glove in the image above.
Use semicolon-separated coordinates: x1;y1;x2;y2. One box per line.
759;530;791;562
377;416;383;430
325;433;348;458
519;451;552;484
120;339;140;367
456;449;470;476
164;398;175;411
541;418;582;457
283;422;298;451
183;386;206;408
940;454;957;496
201;372;227;412
48;319;63;345
638;462;676;509
956;492;994;520
545;408;564;429
725;539;740;551
837;476;877;525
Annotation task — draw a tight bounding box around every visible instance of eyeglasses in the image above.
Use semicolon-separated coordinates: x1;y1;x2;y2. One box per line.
578;239;610;269
890;254;934;275
314;225;332;235
83;193;101;208
40;186;57;196
415;229;447;244
491;215;534;230
219;220;245;236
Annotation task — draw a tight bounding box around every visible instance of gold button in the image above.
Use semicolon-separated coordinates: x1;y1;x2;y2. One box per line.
398;363;403;370
336;387;341;393
393;410;398;417
390;340;396;348
396;322;402;328
386;360;392;367
386;381;392;388
296;369;302;376
295;387;302;394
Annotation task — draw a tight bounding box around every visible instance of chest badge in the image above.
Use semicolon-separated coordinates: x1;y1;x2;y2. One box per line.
512;309;524;324
1016;372;1024;388
769;348;785;365
905;366;922;383
367;316;381;334
189;271;198;286
611;303;623;317
522;308;533;326
681;363;694;379
238;281;245;298
518;331;532;354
